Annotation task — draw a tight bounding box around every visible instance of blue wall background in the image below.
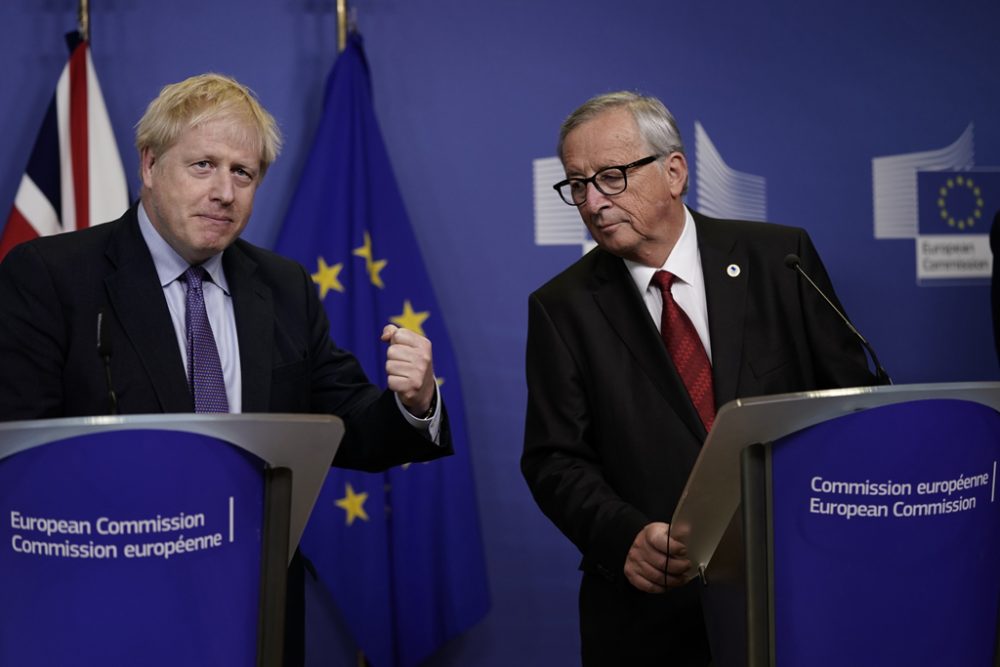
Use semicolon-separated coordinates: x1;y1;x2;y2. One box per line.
2;1;998;665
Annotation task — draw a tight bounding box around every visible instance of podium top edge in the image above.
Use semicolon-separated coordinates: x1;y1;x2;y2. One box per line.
0;413;343;433
720;380;1000;415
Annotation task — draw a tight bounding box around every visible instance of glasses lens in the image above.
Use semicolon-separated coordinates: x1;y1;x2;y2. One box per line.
555;181;586;206
556;182;575;205
594;168;627;196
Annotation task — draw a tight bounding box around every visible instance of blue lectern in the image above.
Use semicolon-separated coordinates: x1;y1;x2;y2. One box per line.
671;382;1000;667
0;414;342;667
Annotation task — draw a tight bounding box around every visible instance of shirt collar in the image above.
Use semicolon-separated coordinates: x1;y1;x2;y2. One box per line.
624;206;699;293
137;202;230;293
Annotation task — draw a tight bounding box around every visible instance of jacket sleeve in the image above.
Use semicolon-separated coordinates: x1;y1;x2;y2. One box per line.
521;292;648;584
287;261;453;470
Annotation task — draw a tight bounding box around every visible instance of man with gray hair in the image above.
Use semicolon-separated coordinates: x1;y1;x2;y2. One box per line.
522;91;875;664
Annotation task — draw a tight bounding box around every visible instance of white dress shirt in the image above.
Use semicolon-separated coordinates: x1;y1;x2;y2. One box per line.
623;206;713;362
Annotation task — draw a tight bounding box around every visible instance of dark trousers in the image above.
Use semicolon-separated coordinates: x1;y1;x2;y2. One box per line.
283;551;306;667
579;573;712;666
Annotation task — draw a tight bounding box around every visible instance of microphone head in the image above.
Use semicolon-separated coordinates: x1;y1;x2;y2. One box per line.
97;309;111;357
784;254;801;270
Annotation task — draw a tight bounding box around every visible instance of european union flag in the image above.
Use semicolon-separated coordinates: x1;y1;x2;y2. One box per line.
917;170;1000;235
275;33;490;667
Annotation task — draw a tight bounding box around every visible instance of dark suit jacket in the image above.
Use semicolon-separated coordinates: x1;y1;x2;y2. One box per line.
0;206;450;469
521;210;875;663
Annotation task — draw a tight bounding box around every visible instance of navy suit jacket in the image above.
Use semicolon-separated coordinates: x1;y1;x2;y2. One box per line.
521;210;875;661
0;205;450;469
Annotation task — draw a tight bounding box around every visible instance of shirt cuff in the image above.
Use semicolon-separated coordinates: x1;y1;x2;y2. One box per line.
395;382;442;445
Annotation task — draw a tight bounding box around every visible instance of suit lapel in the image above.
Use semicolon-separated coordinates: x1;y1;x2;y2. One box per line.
224;243;273;412
103;209;192;412
590;250;707;440
695;212;748;407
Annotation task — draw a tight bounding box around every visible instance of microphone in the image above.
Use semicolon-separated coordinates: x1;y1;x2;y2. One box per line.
96;309;119;415
784;254;892;385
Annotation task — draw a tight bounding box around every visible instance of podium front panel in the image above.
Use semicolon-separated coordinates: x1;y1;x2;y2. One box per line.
0;429;265;665
770;399;1000;666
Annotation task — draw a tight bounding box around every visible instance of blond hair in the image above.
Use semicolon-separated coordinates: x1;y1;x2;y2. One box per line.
135;73;282;177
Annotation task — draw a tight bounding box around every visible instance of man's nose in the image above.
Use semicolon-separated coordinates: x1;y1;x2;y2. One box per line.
583;180;611;210
210;171;235;204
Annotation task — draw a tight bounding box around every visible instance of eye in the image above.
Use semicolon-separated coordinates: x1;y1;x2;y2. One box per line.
596;170;625;188
232;167;255;184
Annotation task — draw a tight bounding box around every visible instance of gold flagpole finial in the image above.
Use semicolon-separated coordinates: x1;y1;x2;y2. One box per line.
78;0;90;42
337;0;348;53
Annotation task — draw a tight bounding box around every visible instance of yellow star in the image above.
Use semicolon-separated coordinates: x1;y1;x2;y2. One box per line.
390;299;430;337
334;483;369;526
368;258;387;288
352;231;387;288
311;257;344;299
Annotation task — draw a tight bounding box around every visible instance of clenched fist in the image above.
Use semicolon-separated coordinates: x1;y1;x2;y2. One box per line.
381;324;436;416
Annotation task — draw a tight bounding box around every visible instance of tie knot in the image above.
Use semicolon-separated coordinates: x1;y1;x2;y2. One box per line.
182;266;207;290
652;270;675;293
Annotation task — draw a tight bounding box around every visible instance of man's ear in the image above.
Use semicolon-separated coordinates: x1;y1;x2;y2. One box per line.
664;152;688;198
139;147;157;189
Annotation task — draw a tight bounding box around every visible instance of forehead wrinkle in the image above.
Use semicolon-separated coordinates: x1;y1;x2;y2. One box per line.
173;121;261;171
562;110;646;176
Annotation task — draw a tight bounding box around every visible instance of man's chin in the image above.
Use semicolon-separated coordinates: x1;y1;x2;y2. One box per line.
185;237;234;263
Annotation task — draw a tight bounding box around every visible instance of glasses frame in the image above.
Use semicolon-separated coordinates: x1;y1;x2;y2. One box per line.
552;154;662;206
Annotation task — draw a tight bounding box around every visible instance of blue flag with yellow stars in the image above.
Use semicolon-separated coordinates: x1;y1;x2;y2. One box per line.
917;170;1000;235
275;33;490;667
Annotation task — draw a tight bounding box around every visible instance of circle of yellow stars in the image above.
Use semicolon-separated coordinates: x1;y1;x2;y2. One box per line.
937;175;984;231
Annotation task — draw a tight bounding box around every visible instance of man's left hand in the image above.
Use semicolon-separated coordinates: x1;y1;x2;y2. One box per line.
381;324;435;416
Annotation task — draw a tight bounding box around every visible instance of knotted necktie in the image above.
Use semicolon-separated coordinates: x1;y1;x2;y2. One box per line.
181;266;229;413
652;270;715;431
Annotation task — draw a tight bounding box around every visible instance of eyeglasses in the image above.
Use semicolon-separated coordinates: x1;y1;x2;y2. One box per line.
553;154;662;206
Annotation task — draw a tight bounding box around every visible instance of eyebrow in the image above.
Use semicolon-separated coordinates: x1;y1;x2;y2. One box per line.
565;160;628;178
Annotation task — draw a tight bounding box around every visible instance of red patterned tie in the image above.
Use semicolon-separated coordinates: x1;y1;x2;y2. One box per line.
652;270;715;431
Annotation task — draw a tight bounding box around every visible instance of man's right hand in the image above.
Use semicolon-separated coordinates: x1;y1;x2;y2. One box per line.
623;521;692;593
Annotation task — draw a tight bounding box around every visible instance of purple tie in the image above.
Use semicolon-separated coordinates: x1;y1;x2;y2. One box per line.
181;266;229;413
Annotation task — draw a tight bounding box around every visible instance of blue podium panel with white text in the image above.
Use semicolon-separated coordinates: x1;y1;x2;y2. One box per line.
771;399;1000;666
0;429;265;666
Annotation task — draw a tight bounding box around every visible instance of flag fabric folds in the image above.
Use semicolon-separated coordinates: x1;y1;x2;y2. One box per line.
275;33;490;667
0;32;128;261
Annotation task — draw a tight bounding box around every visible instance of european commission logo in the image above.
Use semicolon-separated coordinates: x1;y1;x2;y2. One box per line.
533;122;766;254
872;124;999;283
918;171;1000;234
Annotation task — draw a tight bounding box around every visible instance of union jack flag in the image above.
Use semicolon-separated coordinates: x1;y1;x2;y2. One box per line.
0;32;128;261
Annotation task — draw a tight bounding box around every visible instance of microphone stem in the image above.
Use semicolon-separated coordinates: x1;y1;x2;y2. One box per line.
794;265;892;385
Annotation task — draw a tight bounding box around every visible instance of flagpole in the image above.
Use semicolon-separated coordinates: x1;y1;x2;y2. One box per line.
340;6;363;660
337;0;347;52
78;0;89;42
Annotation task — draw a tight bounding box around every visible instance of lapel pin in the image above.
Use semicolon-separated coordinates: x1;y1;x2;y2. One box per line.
726;264;741;278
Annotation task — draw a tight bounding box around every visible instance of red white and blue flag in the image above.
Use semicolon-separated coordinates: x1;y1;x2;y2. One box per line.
0;32;128;261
